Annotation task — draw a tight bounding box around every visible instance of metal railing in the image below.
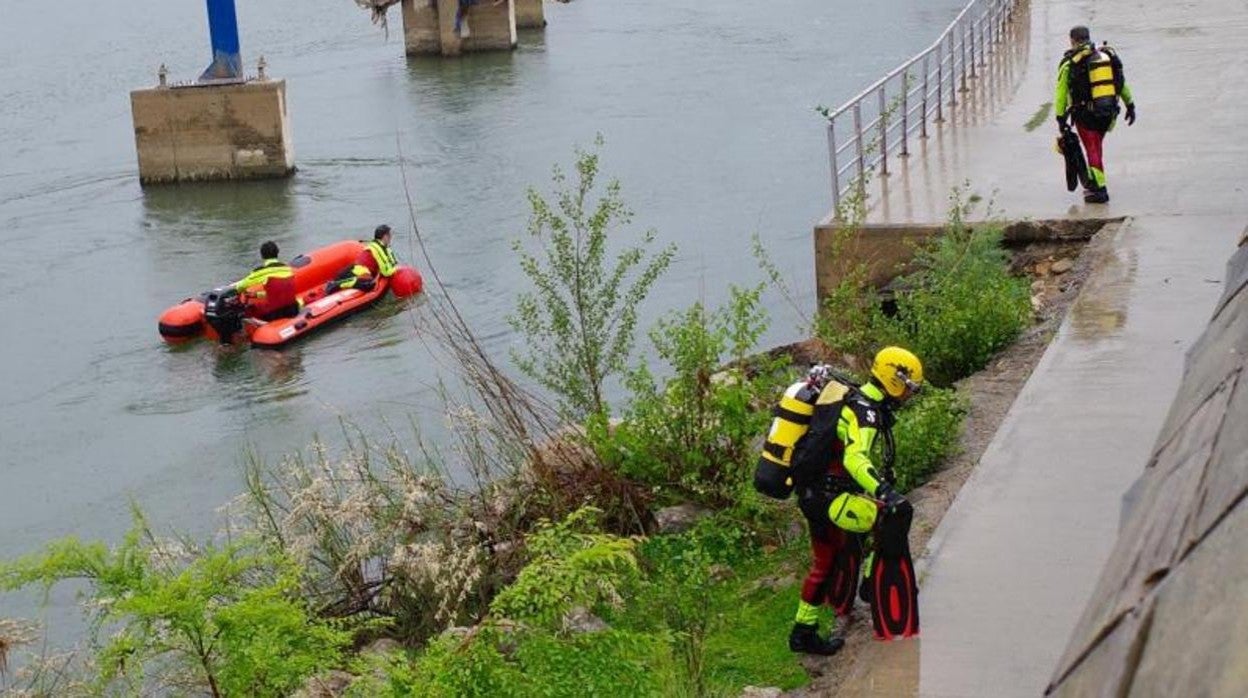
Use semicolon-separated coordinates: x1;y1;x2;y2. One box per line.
824;0;1020;213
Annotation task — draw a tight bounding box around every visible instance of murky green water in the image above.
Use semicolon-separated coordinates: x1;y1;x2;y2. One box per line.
0;0;965;626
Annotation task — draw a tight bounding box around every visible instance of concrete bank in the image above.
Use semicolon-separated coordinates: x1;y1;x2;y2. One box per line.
816;0;1248;694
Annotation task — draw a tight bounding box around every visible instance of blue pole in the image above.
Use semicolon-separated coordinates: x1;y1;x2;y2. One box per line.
199;0;242;82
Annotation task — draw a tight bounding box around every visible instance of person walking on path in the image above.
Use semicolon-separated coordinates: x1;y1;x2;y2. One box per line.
1055;25;1136;204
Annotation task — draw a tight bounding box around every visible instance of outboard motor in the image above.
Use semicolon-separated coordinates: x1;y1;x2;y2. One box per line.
203;287;245;344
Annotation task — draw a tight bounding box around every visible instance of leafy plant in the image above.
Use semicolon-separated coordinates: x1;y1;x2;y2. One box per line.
0;512;352;697
489;507;639;631
350;623;670;698
886;214;1032;386
591;285;786;506
892;386;969;491
509;136;677;419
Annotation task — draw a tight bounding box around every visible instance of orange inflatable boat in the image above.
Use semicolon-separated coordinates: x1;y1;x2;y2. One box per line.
158;240;423;348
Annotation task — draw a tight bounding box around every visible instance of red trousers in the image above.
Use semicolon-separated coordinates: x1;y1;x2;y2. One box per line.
799;497;863;615
1075;123;1107;189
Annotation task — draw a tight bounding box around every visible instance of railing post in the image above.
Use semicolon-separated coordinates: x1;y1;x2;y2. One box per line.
828;120;840;211
960;22;969;92
900;69;910;155
853;103;865;195
968;20;977;79
878;87;889;175
920;54;930;137
936;40;946;120
973;19;983;66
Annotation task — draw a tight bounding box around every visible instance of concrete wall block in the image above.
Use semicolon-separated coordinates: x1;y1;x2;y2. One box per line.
130;80;294;184
404;0;517;56
401;0;442;55
436;0;516;56
515;0;546;29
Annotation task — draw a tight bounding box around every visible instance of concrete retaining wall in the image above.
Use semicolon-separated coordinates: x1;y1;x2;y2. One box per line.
812;216;1107;299
402;0;517;56
130;79;294;184
1046;230;1248;696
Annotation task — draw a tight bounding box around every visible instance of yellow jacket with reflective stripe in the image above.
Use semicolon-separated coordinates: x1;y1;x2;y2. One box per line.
234;258;293;295
791;381;892;496
835;381;889;496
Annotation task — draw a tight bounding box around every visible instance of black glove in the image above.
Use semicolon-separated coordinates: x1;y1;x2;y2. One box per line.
1056;113;1069;131
1124;103;1136;126
875;483;907;512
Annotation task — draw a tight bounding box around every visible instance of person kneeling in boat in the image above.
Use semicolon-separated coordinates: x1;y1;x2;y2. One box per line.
325;224;400;294
235;241;300;322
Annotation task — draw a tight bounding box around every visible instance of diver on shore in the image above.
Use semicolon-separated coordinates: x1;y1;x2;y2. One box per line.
1055;25;1136;204
754;348;925;655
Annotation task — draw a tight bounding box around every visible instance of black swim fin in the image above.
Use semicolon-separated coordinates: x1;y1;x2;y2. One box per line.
825;533;863;616
868;503;919;640
1057;128;1089;193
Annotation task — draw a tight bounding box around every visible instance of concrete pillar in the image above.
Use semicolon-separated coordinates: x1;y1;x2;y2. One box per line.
130;76;295;184
401;0;442;55
402;0;517;57
515;0;546;29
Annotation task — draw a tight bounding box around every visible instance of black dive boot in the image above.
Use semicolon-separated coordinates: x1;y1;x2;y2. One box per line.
788;622;844;656
1084;187;1109;204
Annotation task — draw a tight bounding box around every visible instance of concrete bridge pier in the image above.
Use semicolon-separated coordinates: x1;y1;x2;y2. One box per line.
401;0;518;57
129;0;294;184
515;0;546;29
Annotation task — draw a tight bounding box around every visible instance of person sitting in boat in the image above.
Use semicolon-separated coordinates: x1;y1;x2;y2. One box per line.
325;224;400;294
234;241;300;321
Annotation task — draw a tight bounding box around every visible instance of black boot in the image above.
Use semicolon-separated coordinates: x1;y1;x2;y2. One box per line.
1084;187;1109;204
788;622;844;656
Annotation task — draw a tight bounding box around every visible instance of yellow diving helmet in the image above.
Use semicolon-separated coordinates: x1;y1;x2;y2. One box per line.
871;346;924;399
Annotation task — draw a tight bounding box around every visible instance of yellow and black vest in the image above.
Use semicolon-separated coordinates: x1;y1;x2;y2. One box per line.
364;240;398;278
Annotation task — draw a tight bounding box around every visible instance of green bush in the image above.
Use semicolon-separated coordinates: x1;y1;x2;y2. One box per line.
590;285;786;506
891;386;969;492
887;220;1031;386
489;507;639;631
351;624;671;698
0;513;352;697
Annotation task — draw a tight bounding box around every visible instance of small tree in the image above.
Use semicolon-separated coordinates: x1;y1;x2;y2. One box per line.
510;137;676;419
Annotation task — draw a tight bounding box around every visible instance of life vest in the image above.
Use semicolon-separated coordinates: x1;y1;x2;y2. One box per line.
1067;44;1123;116
754;378;850;499
363;240;398;278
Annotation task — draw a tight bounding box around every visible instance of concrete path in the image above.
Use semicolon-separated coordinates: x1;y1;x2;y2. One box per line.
841;0;1248;695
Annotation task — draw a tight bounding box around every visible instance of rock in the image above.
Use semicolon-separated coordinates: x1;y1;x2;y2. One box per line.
1051;258;1074;274
441;625;473;641
360;637;402;657
1031;294;1044;312
711;368;744;388
563;606;609;634
751;574;798;592
654;503;709;534
709;563;733;582
293;669;355;698
1030;279;1045;294
1034;260;1052;277
741;687;783;698
786;520;805;541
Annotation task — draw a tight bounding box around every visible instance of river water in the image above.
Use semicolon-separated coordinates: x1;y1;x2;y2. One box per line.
0;0;965;629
